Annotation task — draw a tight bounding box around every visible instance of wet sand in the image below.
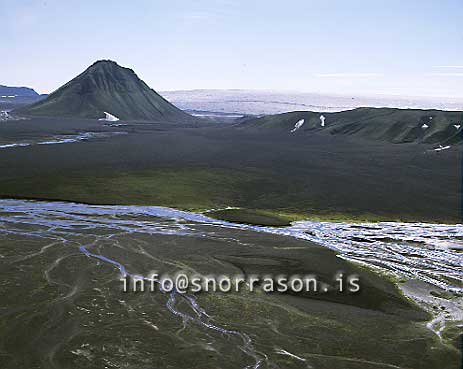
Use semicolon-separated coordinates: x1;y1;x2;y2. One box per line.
0;200;460;369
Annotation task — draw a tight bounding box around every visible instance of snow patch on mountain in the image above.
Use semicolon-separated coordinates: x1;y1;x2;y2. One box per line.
434;145;451;152
291;119;305;133
99;112;120;122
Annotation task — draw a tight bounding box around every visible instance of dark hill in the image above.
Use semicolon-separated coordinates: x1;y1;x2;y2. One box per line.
0;85;39;97
0;85;44;111
238;108;463;145
16;60;193;122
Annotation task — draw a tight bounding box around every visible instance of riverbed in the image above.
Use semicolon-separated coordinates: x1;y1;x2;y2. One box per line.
0;199;460;368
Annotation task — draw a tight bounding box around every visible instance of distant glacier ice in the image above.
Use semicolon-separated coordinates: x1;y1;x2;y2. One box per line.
161;89;463;116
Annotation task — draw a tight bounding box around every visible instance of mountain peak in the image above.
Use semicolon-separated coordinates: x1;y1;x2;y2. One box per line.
92;59;119;65
81;59;139;85
15;61;192;122
88;59;127;71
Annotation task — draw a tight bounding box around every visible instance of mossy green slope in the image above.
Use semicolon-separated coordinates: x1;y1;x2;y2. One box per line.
239;108;463;145
16;60;193;122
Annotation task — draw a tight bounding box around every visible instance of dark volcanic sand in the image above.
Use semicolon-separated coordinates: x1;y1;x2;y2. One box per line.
0;116;460;222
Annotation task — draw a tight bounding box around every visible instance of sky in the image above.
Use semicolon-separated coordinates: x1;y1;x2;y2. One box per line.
1;0;462;97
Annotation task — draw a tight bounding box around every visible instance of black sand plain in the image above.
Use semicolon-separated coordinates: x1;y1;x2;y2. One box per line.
0;115;460;223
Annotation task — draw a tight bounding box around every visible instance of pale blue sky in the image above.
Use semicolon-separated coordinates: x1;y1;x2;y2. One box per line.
1;0;462;97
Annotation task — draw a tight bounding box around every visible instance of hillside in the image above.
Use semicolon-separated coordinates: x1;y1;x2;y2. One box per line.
238;108;463;145
0;85;39;97
15;60;193;122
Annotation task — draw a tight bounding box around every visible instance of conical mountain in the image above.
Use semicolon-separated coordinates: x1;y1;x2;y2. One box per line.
16;60;192;121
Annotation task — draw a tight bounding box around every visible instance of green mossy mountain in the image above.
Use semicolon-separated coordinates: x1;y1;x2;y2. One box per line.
239;108;463;145
16;60;192;122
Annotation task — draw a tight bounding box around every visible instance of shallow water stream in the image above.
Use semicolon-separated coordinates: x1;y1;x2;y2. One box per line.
0;199;461;369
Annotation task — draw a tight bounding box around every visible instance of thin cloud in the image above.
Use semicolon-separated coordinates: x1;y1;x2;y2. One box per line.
433;65;463;68
427;73;463;77
315;73;383;78
178;3;237;23
180;11;215;21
